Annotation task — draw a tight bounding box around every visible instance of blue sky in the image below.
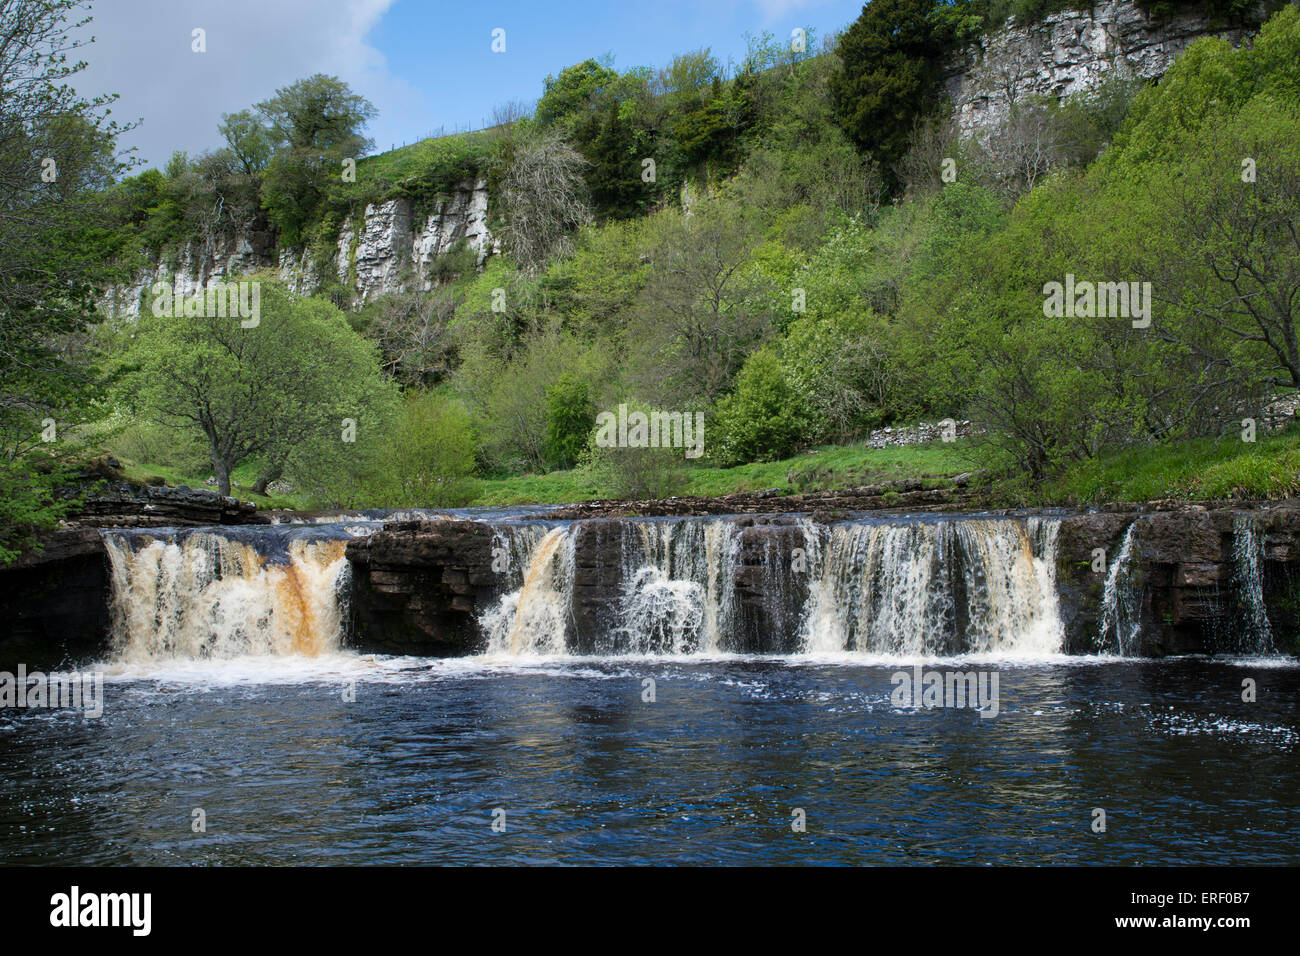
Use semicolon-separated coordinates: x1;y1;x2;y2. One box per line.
74;0;867;169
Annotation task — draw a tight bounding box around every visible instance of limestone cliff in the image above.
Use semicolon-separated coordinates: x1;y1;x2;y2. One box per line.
946;1;1264;135
101;177;495;316
99;2;1270;313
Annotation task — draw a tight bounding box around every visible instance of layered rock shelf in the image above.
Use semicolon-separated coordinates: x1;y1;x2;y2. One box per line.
5;493;1299;666
345;501;1300;658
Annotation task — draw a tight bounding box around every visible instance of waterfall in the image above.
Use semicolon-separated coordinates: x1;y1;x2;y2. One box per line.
104;531;351;661
1098;522;1143;655
799;517;1063;656
1232;515;1275;654
481;525;574;655
619;519;740;654
99;513;1111;663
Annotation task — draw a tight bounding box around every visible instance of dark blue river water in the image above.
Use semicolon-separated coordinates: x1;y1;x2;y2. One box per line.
0;654;1295;865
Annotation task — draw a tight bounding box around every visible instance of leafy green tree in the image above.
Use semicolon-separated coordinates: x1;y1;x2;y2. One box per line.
256;75;376;245
117;276;395;497
218;109;274;176
536;59;619;128
0;0;130;560
780;311;898;442
624;200;774;405
579;101;642;219
830;0;962;190
294;391;476;508
711;349;811;466
543;375;596;469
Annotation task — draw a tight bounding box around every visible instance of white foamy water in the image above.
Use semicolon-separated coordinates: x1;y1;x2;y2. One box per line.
104;532;351;661
800;518;1064;656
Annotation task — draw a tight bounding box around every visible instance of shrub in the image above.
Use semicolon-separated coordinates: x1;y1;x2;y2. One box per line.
711;350;811;466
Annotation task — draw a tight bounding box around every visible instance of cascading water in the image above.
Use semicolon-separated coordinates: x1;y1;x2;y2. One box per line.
96;512;1194;663
620;519;740;654
1232;514;1275;654
1098;522;1142;655
478;518;740;656
799;517;1064;656
481;524;574;655
104;530;351;661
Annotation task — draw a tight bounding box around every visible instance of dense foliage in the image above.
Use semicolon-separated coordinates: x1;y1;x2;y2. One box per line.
4;0;1298;547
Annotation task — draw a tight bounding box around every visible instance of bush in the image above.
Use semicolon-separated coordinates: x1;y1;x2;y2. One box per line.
290;391;476;508
543;375;596;470
711;350;811;466
577;408;692;500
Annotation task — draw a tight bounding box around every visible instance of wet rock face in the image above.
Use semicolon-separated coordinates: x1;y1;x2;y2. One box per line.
0;529;109;671
1055;502;1300;656
345;519;500;655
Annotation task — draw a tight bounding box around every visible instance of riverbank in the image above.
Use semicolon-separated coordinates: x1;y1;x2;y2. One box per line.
102;425;1300;515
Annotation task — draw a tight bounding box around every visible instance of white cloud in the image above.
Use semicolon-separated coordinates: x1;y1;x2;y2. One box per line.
73;0;408;168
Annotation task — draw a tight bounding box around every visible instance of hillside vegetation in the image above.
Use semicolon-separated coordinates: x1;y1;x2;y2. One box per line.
3;0;1299;558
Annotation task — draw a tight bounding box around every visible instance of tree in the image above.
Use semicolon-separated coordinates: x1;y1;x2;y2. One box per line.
118;276;394;497
357;287;461;387
781;311;899;443
255;74;376;245
1101;97;1300;394
0;0;130;560
625;201;774;405
580;101;642;219
498;129;592;273
218;109;273;176
830;0;962;190
711;349;810;466
543;375;596;469
536;59;618;128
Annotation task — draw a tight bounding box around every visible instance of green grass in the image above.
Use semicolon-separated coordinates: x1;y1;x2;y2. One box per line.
471;439;982;506
111;428;1300;513
1045;428;1300;504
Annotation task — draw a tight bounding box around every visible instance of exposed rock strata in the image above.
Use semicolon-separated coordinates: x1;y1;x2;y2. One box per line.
946;0;1264;136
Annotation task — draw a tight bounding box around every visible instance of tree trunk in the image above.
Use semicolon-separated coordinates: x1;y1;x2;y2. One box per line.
212;456;232;498
251;464;282;496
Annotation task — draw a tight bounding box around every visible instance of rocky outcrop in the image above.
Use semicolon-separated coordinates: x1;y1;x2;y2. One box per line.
0;486;265;667
345;519;500;654
945;1;1266;136
333;182;496;303
68;483;264;528
100;178;494;315
1056;501;1300;655
0;529;110;670
539;475;980;521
